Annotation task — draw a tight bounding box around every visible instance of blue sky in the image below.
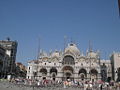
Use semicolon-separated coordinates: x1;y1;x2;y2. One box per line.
0;0;120;65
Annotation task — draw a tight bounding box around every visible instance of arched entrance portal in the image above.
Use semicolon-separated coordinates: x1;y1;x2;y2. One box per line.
65;72;72;79
62;66;74;81
78;68;87;81
90;69;98;82
40;68;47;75
40;68;47;80
50;67;57;81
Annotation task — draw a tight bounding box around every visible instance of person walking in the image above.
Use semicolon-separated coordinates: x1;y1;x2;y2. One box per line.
100;84;102;90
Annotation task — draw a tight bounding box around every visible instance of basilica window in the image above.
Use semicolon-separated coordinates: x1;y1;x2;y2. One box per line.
62;55;75;65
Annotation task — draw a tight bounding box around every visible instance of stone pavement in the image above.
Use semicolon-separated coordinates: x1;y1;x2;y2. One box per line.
0;81;84;90
1;81;119;90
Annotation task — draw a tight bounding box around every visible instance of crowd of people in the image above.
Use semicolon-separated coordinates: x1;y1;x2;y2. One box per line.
1;78;120;90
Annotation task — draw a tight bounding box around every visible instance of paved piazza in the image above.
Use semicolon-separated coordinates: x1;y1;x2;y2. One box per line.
0;81;120;90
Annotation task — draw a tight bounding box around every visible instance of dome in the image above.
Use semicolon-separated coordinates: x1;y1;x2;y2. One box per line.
87;51;98;58
65;43;80;55
51;51;60;58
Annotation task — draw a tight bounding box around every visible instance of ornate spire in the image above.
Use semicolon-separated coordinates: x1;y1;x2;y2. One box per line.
37;37;41;59
89;40;92;52
64;35;67;51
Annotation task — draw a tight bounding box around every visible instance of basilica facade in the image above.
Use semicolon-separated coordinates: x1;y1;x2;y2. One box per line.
27;43;113;82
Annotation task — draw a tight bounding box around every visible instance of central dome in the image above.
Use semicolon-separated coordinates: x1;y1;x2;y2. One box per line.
65;43;80;55
87;51;98;59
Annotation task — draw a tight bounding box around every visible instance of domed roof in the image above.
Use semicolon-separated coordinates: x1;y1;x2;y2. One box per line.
51;51;60;58
65;43;80;55
87;51;98;58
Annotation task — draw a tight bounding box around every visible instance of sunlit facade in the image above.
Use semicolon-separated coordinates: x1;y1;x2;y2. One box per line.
27;43;113;82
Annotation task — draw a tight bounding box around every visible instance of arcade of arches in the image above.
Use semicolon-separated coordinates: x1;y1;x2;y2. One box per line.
27;43;117;82
39;67;99;81
33;55;100;81
37;55;98;81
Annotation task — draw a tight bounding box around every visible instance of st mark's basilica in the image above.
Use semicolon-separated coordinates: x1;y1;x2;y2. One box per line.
27;42;120;82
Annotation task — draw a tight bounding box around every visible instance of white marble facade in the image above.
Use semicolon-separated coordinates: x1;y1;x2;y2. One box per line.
27;43;112;82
